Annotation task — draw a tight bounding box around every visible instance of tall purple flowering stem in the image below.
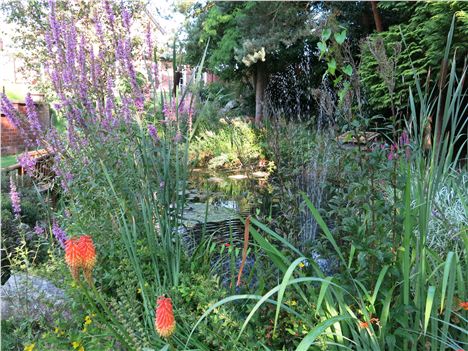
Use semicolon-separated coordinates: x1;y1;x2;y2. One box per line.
148;124;160;142
1;93;21;129
18;152;37;177
52;220;68;249
9;177;21;218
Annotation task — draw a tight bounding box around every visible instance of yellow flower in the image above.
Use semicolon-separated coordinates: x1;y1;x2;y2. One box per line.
84;315;92;325
54;327;60;334
78;346;85;351
72;341;81;349
137;288;142;294
298;263;305;269
24;344;35;351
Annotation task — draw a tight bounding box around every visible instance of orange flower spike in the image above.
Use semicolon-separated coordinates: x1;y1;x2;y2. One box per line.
155;296;176;338
460;302;468;311
78;235;96;285
77;235;96;269
65;238;81;281
359;321;369;329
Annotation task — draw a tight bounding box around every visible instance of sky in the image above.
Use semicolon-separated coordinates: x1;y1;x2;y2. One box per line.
148;0;187;45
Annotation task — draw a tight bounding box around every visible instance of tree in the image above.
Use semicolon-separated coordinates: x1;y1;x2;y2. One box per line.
183;2;315;124
370;1;383;32
360;1;468;113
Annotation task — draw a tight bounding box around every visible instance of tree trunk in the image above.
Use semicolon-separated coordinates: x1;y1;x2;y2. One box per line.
370;1;383;33
255;62;267;126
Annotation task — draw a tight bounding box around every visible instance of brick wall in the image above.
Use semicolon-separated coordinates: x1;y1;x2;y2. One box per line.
1;102;50;155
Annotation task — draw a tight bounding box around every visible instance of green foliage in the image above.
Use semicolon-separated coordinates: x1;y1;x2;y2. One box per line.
261;119;318;240
317;21;353;106
184;2;314;79
1;173;49;266
189;21;467;350
3;3;467;350
326;144;404;286
360;1;468;111
174;273;249;349
184;2;243;79
191;117;263;169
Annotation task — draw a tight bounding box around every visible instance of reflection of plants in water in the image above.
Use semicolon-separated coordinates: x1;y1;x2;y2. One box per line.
190;170;269;204
190;118;264;169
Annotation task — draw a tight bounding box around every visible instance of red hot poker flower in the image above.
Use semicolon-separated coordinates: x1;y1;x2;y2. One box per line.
77;235;96;285
77;235;96;270
65;238;81;281
64;235;96;284
155;296;176;338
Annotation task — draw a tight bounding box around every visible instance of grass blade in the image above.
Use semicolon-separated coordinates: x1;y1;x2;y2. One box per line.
424;286;436;334
296;316;351;351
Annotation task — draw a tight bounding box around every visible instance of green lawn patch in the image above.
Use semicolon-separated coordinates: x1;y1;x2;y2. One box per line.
1;154;18;168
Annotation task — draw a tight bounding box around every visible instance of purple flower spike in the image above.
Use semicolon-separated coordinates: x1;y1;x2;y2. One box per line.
34;224;45;236
1;93;21;129
18;153;37;177
148;124;159;142
9;178;21;216
399;131;410;146
25;94;43;146
121;96;131;122
388;144;398;161
104;1;115;27
9;177;21;218
52;219;68;249
146;23;153;59
122;7;131;30
173;131;182;143
94;12;105;44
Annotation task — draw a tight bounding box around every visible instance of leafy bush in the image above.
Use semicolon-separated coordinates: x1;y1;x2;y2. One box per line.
325;143;404;286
